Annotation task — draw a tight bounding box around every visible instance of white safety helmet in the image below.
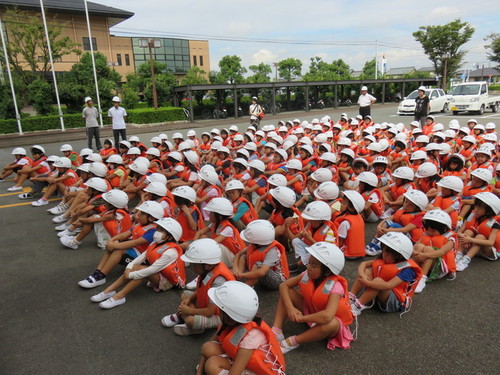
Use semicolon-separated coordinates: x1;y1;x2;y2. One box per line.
425;143;442;152
438;143;451;156
85;177;109;193
143;181;167;197
172;185;196;203
341;148;355;160
337;138;352;146
320;152;337;164
187;129;197;137
269;186;296;208
410;150;427;161
106;154;124;165
367;143;383;153
244;142;257;152
168;151;183;162
60;144;73;152
470;168;492;183
77;163;91;172
311;168;333;183
448;120;460;130
415;162;438;178
373;156;389;165
240;220;275;245
474;192;500;215
415;135;430;144
129;161;149;175
46;155;59;163
378;232;413;260
474;147;492;158
135;157;150;166
86;153;102;163
319;143;332;153
150;136;162;145
232;158;248;168
137;200;165;219
314;181;340;201
356;171;379;187
299;137;313;146
146;148;160;157
225;179;245;191
285;159;302;170
198;166;219;185
183;150;199;165
314;133;328;143
127;147;141;156
342;190;365;213
31;145;45;154
423;209;452;229
248;159;266;173
12;147;27;155
302;201;332;221
102;189;128;209
274;149;287;162
172;132;183;139
155;217;183;242
437;176;464;193
181;238;222;265
178;141;192;152
146;173;167;185
112;96;120;102
459;127;471;135
208;281;259;324
84;96;92;103
229;125;239;132
305;242;345;275
79;148;93;157
88;162;108;177
268;174;287;187
205;197;233;217
483;133;498;142
403;190;428;211
485;122;496;130
462;135;476;144
119;140;131;149
392;166;414;181
129;135;140;143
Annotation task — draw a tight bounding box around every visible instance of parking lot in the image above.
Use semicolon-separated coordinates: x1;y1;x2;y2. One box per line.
0;104;499;375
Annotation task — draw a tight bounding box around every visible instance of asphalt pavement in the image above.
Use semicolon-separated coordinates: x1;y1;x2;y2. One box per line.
0;104;499;375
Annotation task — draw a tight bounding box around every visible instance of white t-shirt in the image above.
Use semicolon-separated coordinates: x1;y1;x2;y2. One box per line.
249;103;261;120
358;93;376;108
338;221;351;239
108;106;127;130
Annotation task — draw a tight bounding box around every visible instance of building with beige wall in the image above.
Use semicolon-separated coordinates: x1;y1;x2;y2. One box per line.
0;0;209;82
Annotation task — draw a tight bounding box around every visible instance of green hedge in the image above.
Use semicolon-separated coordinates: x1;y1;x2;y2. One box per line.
489;84;500;91
0;107;185;134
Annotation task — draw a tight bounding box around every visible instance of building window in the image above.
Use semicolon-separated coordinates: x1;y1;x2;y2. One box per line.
199;55;203;66
82;37;97;51
193;55;197;66
117;54;122;66
125;54;130;66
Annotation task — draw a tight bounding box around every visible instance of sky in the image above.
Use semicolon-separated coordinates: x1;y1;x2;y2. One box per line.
104;0;499;74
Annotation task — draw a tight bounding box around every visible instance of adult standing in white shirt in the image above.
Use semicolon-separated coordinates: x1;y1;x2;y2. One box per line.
248;96;263;128
108;96;128;146
82;96;102;151
357;86;376;118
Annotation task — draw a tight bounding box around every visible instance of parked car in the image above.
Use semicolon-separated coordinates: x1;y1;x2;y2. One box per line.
449;81;500;115
397;88;449;115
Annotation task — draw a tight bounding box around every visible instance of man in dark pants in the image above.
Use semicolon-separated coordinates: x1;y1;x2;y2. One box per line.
108;96;128;147
414;86;430;127
82;97;102;151
357;86;376;118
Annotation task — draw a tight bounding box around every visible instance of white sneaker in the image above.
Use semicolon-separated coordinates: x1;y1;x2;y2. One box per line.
78;275;106;289
280;338;300;354
185;276;199;290
350;299;371;317
415;275;428;293
32;199;49;207
173;323;204;336
48;202;63;213
90;290;116;302
455;252;464;263
161;313;182;328
50;204;68;215
99;297;126;309
57;228;80;237
52;214;68;224
456;256;471;272
60;236;81;249
7;186;22;191
55;222;70;231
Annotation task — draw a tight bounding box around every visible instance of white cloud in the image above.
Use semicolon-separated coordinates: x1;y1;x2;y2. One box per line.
251;49;278;65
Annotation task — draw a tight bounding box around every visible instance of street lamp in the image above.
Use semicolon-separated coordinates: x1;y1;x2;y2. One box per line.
442;52;451;90
139;38;162;109
273;62;278;82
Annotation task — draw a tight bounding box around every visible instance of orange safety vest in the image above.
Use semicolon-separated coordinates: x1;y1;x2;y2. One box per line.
432;194;462;228
196;263;235;309
174;205;204;242
419;231;457;273
246;175;268;197
361;189;384;217
267;162;286;171
372;258;423;304
197;185;222;202
286;172;306;195
218;320;286;375
232;196;258;225
333;213;365;258
247;241;290;279
442;169;467;179
389;182;415;201
131;223;156;253
211;220;245;255
68;151;82;167
149;158;163;173
32;156;49;175
303;221;338;246
108;166;128;188
392;209;424;242
145;241;186;286
467;214;500;251
462;183;492;197
269;206;304;235
100;148;116;158
133;174;147;188
61;169;80;186
298;272;353;325
102;209;132;237
216;158;232;177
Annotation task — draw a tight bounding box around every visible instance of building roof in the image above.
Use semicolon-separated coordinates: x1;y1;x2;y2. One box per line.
418;66;435;72
0;0;134;20
468;68;500;78
386;66;416;76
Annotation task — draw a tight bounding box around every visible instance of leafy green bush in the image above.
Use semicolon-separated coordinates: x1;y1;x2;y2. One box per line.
135;102;149;109
28;79;54;116
0;107;184;134
489;84;500;91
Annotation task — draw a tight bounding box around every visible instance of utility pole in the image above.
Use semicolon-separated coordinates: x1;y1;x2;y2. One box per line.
375;40;379;80
140;38;161;109
442;53;451;90
273;62;278;82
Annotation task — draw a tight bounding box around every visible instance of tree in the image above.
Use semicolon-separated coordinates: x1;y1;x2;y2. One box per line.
485;33;500;66
247;63;272;83
181;66;209;85
218;55;246;84
359;59;380;80
28;78;53;115
126;61;176;107
1;8;81;89
303;57;351;81
413;19;474;89
58;52;121;112
277;58;302;81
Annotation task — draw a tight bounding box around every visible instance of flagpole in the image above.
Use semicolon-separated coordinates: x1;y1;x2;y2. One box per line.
40;0;65;131
84;0;103;127
0;15;23;134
